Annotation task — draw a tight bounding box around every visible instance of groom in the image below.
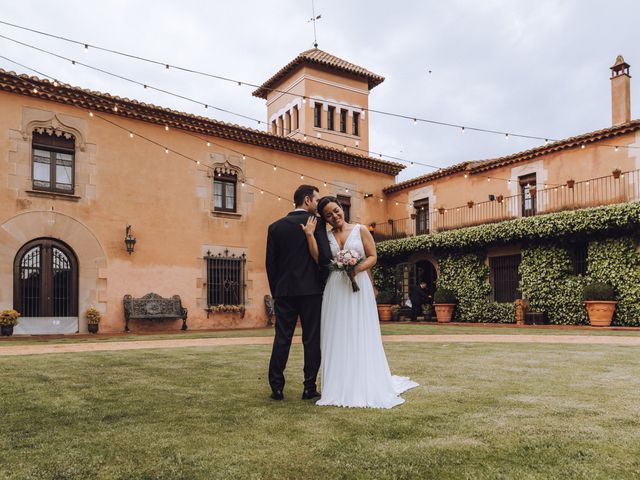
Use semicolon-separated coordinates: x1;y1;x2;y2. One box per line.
266;184;330;401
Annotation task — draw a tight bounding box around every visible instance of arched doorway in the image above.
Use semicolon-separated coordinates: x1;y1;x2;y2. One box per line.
13;238;79;334
415;259;437;301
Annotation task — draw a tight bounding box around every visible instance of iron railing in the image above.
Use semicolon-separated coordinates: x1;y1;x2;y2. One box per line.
373;168;640;241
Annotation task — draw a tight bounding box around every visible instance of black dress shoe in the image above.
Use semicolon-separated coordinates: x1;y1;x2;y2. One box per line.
301;389;321;400
270;390;284;400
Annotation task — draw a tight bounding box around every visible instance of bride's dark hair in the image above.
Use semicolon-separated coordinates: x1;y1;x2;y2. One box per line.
317;196;342;218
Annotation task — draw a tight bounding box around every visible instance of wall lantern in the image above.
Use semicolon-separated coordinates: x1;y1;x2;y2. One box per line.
124;225;136;254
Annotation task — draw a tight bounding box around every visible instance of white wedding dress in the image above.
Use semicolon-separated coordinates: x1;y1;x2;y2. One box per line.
316;224;419;409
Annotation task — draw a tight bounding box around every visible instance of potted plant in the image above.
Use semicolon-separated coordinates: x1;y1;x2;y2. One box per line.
433;288;457;323
467;201;474;209
376;290;396;322
0;310;20;336
567;179;575;189
583;282;617;327
85;306;101;334
390;305;401;322
496;194;504;204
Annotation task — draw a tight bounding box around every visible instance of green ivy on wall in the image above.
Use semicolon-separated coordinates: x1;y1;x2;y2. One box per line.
436;252;514;323
519;245;588;325
377;202;640;260
588;238;640;326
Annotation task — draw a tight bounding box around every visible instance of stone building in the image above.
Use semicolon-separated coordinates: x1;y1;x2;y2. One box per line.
0;49;401;334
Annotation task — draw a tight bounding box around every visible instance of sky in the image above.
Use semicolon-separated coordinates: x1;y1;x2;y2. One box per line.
1;1;639;181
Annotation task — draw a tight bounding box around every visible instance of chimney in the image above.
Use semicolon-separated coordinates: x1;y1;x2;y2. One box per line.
610;55;631;126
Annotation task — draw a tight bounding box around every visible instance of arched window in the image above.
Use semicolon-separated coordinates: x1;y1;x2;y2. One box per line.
14;239;78;317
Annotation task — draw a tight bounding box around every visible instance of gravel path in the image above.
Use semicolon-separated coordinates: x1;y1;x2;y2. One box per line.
0;333;639;356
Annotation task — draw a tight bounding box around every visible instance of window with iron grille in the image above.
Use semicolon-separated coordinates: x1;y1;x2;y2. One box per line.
32;131;75;194
339;109;347;133
314;103;322;128
337;195;351;223
519;173;536;217
206;251;246;305
214;173;237;212
490;254;522;302
414;198;429;235
327;106;335;131
569;242;588;275
352;112;360;136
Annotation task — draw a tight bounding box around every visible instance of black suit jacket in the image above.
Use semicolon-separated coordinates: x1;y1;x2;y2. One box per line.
409;285;429;305
266;211;332;298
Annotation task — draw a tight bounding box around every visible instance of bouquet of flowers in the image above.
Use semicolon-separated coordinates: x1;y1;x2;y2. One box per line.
330;249;363;292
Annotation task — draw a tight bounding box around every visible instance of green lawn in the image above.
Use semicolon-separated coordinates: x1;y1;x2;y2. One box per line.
1;322;639;347
1;342;639;479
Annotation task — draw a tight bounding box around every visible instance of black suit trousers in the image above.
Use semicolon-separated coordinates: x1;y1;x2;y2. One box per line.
268;294;322;392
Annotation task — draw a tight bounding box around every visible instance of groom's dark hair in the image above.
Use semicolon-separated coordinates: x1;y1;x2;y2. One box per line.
294;185;319;207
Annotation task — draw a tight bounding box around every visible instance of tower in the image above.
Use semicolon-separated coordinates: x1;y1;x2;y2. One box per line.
253;48;384;154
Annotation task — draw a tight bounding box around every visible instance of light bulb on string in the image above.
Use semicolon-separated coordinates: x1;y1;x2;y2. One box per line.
89;112;94;117
84;44;88;52
273;165;277;171
165;148;169;154
206;142;211;147
413;118;417;125
323;182;327;187
165;125;169;131
129;132;133;138
300;174;304;180
165;64;170;71
242;155;246;160
461;127;465;134
615;146;619;152
581;144;585;149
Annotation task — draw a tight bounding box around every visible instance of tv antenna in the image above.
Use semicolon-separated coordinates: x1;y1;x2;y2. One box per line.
308;0;322;48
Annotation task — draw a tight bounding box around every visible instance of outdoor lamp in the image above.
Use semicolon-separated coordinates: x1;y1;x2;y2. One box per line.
125;225;136;254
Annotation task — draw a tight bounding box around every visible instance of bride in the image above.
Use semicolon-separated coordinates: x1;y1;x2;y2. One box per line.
302;196;418;408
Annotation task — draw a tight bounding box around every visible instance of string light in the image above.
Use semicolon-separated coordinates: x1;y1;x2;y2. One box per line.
615;146;619;152
273;165;277;171
32;87;38;93
206;141;211;147
84;44;88;51
165;125;169;131
129;132;133;138
0;25;563;145
9;57;591;210
581;144;585;149
113;106;118;112
300;174;304;179
242;154;246;160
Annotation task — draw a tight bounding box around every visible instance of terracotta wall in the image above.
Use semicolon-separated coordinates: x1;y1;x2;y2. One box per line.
0;91;394;333
384;131;640;229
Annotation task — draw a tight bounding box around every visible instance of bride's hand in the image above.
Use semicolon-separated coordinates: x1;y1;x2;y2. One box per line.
301;216;317;236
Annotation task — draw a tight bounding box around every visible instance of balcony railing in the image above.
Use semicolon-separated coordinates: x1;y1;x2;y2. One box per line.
373;168;640;241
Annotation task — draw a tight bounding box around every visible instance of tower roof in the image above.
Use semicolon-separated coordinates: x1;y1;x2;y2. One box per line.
252;48;385;99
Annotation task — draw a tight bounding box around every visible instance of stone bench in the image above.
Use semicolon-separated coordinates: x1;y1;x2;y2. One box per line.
123;293;188;332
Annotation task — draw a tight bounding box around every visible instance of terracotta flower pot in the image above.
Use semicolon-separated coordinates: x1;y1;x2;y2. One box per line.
434;304;455;323
377;304;393;322
585;301;617;327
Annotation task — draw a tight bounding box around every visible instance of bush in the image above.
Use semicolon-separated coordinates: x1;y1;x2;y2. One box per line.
0;309;20;326
85;306;101;324
434;288;457;304
583;282;615;301
376;290;396;304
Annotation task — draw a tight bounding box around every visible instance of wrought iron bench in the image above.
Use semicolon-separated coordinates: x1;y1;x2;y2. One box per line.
123;293;188;332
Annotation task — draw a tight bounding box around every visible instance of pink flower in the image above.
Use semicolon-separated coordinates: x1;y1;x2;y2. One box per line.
349;258;357;266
